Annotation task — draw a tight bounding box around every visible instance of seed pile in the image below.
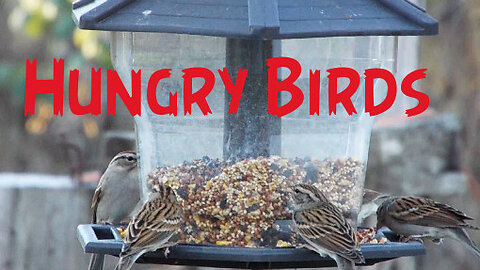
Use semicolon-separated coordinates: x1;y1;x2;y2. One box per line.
357;228;388;244
148;156;365;247
307;158;365;219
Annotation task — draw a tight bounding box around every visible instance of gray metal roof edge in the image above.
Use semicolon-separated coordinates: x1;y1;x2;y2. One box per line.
72;0;439;38
379;0;439;35
275;29;431;39
72;0;94;9
73;0;135;29
81;23;432;40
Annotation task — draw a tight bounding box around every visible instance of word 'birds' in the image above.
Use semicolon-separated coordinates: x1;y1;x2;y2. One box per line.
115;184;183;270
377;196;480;259
292;184;364;270
89;151;141;270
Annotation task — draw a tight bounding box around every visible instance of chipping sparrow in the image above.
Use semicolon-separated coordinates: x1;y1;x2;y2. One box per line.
114;184;183;270
377;196;480;259
89;151;141;270
357;189;389;225
292;184;364;270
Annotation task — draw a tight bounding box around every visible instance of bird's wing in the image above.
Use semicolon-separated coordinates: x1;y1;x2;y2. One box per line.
389;196;475;228
91;173;110;224
123;197;182;255
91;186;102;224
295;204;363;263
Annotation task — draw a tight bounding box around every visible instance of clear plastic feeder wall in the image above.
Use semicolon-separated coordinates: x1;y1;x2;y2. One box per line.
110;32;396;248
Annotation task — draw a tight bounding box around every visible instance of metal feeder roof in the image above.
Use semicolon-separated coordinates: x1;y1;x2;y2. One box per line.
72;0;438;39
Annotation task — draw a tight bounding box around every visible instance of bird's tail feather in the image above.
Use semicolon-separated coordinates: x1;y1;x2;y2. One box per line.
451;228;480;260
114;256;135;270
333;255;356;270
114;252;145;270
88;254;104;270
351;249;365;264
463;224;480;230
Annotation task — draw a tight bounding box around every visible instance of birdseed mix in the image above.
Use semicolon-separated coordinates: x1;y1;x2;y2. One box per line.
356;228;388;244
148;155;365;247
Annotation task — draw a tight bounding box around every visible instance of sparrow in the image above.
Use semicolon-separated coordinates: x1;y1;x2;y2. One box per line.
377;196;480;259
357;189;389;225
292;184;365;270
89;151;141;270
114;184;183;270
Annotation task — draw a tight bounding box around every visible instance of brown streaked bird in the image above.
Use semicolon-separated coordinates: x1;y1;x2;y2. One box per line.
89;151;141;270
357;189;389;225
114;184;183;270
377;196;480;259
292;184;365;270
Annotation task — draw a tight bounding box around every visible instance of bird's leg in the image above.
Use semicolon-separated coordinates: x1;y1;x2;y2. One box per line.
399;235;424;243
164;247;170;258
100;220;114;226
398;235;409;242
432;238;444;245
161;241;179;259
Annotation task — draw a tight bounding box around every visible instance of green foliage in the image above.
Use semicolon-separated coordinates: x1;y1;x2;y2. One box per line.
4;0;112;102
0;64;26;100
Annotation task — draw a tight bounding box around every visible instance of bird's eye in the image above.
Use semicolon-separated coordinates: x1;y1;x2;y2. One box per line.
126;156;135;162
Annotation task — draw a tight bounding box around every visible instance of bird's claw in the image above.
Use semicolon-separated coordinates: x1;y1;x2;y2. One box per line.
99;220;114;226
399;235;423;244
164;247;170;258
162;241;179;259
296;244;325;256
431;238;443;245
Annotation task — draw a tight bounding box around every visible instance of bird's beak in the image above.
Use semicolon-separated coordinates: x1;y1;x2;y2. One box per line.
373;194;390;204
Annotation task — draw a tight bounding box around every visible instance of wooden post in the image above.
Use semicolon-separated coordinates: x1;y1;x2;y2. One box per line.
0;174;93;270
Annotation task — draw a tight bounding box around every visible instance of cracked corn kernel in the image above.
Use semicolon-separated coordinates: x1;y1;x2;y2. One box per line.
276;240;292;247
117;227;127;239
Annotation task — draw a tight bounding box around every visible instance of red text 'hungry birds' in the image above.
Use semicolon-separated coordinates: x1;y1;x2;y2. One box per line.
25;57;429;117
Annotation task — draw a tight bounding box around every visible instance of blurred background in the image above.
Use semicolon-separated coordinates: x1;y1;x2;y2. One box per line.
0;0;480;269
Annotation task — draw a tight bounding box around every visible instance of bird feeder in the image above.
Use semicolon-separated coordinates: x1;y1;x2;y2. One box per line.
74;0;437;268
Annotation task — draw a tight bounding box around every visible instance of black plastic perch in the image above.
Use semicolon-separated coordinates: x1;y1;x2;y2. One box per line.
77;224;425;269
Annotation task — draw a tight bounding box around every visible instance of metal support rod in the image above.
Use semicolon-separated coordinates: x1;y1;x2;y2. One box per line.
223;39;281;160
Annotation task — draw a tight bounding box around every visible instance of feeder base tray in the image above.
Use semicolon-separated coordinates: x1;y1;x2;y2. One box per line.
77;224;425;269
